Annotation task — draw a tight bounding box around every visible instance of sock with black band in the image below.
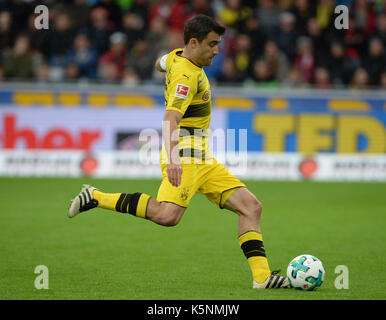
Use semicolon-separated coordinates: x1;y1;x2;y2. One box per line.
93;190;151;219
238;230;271;283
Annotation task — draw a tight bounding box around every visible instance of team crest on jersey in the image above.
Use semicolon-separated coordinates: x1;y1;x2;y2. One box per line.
180;187;190;201
175;84;190;99
202;90;210;101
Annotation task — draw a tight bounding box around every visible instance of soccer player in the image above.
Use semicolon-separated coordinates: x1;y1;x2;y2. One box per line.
68;14;289;289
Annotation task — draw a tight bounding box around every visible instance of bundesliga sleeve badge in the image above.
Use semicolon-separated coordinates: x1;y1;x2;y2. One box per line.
175;84;190;99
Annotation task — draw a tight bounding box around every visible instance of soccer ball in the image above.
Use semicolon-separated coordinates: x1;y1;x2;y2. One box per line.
286;254;325;290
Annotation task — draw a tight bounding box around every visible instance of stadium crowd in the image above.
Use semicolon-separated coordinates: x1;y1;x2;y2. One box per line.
0;0;385;89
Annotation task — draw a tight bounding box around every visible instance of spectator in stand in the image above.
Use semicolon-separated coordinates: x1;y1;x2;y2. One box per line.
167;0;189;32
129;0;150;29
350;67;370;89
63;0;91;30
65;33;98;80
374;13;386;47
343;15;366;67
326;41;355;86
98;32;128;82
352;0;377;36
293;36;315;84
255;0;281;38
121;11;146;51
148;0;173;27
380;72;386;89
233;33;252;81
36;12;75;81
306;17;327;65
165;29;184;51
0;54;4;81
278;0;292;11
93;0;123;30
65;62;81;82
4;0;31;36
87;7;113;56
99;62;119;82
216;0;253;32
145;16;168;58
316;0;335;30
36;62;50;83
290;0;317;36
0;10;15;54
3;34;34;80
186;0;215;20
122;67;140;87
313;67;331;89
251;59;277;87
126;39;156;80
261;40;289;82
363;37;386;86
39;13;75;63
275;11;299;63
149;16;169;83
148;0;188;33
25;12;44;52
244;16;267;61
216;56;244;84
282;65;304;88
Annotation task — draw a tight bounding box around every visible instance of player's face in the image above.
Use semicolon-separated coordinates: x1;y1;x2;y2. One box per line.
195;31;221;66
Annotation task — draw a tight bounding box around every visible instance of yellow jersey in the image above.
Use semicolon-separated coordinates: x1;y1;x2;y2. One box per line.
161;48;213;164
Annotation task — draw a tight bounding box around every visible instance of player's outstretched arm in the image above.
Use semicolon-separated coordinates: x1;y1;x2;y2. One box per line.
155;54;168;73
163;110;183;187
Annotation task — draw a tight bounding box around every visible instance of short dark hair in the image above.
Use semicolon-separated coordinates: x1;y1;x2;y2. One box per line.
184;14;226;45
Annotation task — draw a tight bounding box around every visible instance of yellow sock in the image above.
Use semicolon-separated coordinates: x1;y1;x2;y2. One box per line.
238;230;271;283
93;190;121;211
93;190;151;218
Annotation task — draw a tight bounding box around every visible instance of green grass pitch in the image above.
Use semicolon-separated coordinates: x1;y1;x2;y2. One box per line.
0;177;385;300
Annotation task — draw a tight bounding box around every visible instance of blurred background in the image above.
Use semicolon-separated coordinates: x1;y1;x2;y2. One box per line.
0;0;385;87
0;0;385;180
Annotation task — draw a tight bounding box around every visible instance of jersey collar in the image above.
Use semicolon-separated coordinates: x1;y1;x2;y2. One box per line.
175;49;203;70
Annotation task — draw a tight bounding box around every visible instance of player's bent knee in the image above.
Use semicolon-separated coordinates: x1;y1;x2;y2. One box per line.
255;199;263;215
243;197;262;219
167;216;180;227
157;213;181;227
154;203;184;227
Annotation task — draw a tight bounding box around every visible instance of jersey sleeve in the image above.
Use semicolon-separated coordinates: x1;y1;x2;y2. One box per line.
159;54;168;71
165;72;198;115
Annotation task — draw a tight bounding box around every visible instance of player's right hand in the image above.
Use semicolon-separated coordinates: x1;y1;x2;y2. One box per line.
167;163;182;187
